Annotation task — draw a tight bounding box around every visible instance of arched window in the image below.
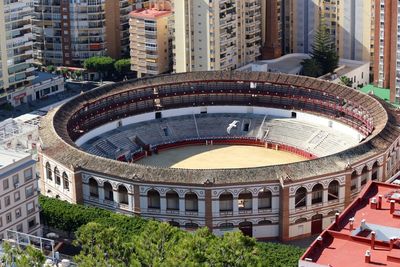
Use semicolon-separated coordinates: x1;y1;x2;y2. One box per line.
147;189;160;209
238;190;252;211
295;218;307;224
166;190;179;211
351;170;358;191
54;167;60;185
118;185;128;204
185;223;199;230
185;192;198;212
220;222;234;229
219;192;233;212
258;189;272;210
104;182;114;201
371;162;379;180
295;187;307;208
361;166;368;186
328;180;339;201
169;221;180;227
89;178;99;198
62;172;69;190
258;220;272;225
311;184;323;204
46;162;52;181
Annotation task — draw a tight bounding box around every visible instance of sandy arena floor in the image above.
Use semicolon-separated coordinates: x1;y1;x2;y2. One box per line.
137;145;307;169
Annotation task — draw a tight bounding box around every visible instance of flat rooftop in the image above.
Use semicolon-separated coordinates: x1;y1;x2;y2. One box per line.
130;8;171;20
360;84;400;108
0;149;30;170
300;182;400;267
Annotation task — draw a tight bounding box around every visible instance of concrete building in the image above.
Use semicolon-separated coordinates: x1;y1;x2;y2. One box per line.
0;149;41;239
237;53;370;89
373;0;400;103
0;0;36;106
173;0;262;72
33;0;133;66
300;181;400;266
129;4;172;77
283;0;374;64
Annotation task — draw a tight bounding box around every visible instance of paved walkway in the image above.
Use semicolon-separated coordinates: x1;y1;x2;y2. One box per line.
0;81;98;121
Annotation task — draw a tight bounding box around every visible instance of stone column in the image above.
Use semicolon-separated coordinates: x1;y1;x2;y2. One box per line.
179;197;185;215
252;196;258;214
160;196;167;214
113;189;119;204
306;192;312;207
128;193;134;211
279;186;290;241
204;189;213;230
134;185;141;213
233;197;239;215
323;189;328;204
98;185;105;203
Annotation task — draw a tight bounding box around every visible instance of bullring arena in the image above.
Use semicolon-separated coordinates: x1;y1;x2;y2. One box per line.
39;71;400;240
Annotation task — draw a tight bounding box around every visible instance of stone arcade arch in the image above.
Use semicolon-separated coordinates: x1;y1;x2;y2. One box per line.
118;185;128;204
238;190;252;211
311;184;323;205
328;180;339;201
219;192;233;213
103;182;114;201
258;189;272;210
166;190;179;211
295;187;307;208
89;178;99;198
184;192;198;212
147;189;160;209
239;221;253;237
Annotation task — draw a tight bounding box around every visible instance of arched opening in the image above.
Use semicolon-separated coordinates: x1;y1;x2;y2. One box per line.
258;220;272;225
54;167;60;185
238;191;252;211
147;189;160;209
328;180;339;201
45;162;52;180
185;192;198;212
103;182;114;201
351;170;358;192
371;162;379;181
169;221;180;227
166;190;179;211
295;187;307;208
239;221;253;237
219;192;233;213
185;222;199;230
361;166;368;186
89;178;99;198
311;214;323;235
219;222;234;230
311;184;323;204
62;172;69;190
295;218;307;224
258;189;272;210
118;185;128;204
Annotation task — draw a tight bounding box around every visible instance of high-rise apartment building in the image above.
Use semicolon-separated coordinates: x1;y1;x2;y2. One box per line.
373;0;400;102
33;0;133;66
261;0;282;59
0;0;35;106
283;0;374;64
129;4;172;77
173;0;262;73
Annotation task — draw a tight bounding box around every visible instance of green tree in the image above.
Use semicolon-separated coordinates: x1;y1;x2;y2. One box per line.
339;76;353;87
83;56;115;79
46;65;55;73
301;58;323;78
1;243;46;267
114;58;131;74
302;22;339;77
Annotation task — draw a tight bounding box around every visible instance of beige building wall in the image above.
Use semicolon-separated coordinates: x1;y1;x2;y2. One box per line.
173;0;262;73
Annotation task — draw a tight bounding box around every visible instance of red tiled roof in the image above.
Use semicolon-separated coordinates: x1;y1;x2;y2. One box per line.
300;182;400;267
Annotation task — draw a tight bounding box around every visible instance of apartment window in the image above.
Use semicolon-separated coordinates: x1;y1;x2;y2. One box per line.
15;208;21;219
24;168;33;181
27;201;35;214
3;179;9;190
16;223;23;232
25;185;34;198
12;174;19;187
6;212;11;224
28;218;36;229
14;191;20;202
5;196;10;207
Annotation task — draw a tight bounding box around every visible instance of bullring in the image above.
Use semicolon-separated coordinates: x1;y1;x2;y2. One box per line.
38;71;400;240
